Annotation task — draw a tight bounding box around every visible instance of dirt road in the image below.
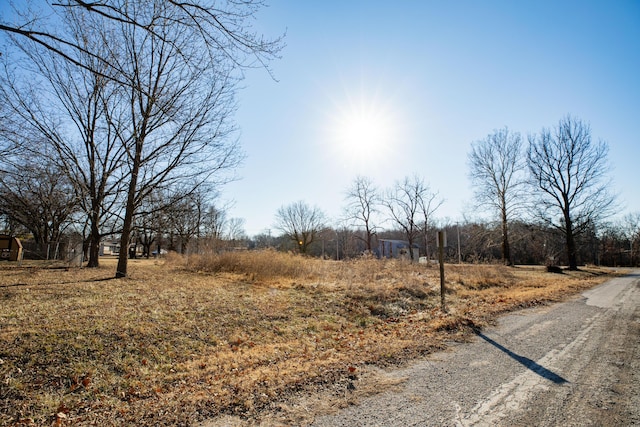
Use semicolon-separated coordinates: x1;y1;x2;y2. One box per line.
311;271;640;426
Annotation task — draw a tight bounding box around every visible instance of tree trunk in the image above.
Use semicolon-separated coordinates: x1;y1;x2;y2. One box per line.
565;215;578;270
116;187;136;277
407;235;417;261
87;209;101;267
88;237;100;267
501;207;512;266
116;144;141;278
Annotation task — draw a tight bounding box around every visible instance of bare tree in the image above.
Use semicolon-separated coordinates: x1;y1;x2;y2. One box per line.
2;1;281;277
274;201;326;254
202;204;228;243
468;127;525;265
527;115;616;270
417;184;444;261
0;160;79;247
226;217;247;242
0;94;20;169
384;175;441;261
1;1;283;86
620;212;640;266
164;192;205;255
0;7;129;268
85;0;277;278
343;175;380;253
134;195;162;258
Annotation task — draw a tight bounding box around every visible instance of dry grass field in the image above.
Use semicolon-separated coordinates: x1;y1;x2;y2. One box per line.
0;252;619;426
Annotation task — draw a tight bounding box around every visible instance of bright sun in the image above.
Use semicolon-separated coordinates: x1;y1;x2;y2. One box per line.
341;111;388;152
328;97;397;171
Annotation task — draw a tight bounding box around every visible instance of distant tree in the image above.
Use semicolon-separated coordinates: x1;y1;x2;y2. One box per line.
274;201;326;254
508;220;556;265
165;191;207;255
383;175;441;261
620;212;640;266
202;205;227;240
226;217;247;242
0;160;79;247
343;176;380;253
527;115;616;270
134;192;166;258
456;218;568;265
0;216;29;240
598;222;626;267
417;184;443;261
468;127;526;265
251;232;273;250
460;221;498;263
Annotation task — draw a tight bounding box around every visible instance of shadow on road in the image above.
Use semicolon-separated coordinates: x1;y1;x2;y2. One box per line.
474;329;568;384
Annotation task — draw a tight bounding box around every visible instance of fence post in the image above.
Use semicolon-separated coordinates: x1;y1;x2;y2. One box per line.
438;231;446;312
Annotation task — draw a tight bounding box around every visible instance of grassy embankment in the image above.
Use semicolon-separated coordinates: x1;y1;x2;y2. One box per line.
0;252;618;425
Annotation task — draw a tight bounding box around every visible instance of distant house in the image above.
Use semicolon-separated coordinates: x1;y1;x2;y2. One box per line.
0;235;23;261
378;239;419;261
100;240;120;256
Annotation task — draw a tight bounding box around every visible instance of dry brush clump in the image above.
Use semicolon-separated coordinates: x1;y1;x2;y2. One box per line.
447;264;516;290
178;252;440;320
0;255;619;426
175;250;320;281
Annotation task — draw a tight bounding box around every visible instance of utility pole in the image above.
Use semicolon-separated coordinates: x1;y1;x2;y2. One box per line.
438;231;446;312
457;222;462;264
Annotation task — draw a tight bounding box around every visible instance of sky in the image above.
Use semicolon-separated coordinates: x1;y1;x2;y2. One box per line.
225;0;640;237
1;1;638;238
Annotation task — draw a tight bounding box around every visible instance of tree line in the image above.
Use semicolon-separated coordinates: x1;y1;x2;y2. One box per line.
259;216;639;268
271;116;636;269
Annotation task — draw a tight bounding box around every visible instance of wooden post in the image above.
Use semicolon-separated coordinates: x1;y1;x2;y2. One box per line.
438;231;446;312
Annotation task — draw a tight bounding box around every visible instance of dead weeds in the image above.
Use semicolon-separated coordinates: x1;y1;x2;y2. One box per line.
0;255;621;426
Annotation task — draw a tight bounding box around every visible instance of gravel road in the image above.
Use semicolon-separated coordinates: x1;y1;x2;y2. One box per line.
311;270;640;427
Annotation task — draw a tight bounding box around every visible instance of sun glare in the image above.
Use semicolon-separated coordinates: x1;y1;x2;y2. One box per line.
325;88;400;172
341;112;387;151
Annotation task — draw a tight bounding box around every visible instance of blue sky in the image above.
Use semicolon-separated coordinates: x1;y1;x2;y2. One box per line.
227;0;640;236
1;1;638;237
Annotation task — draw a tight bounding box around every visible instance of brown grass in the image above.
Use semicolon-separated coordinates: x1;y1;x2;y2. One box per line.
0;253;621;426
